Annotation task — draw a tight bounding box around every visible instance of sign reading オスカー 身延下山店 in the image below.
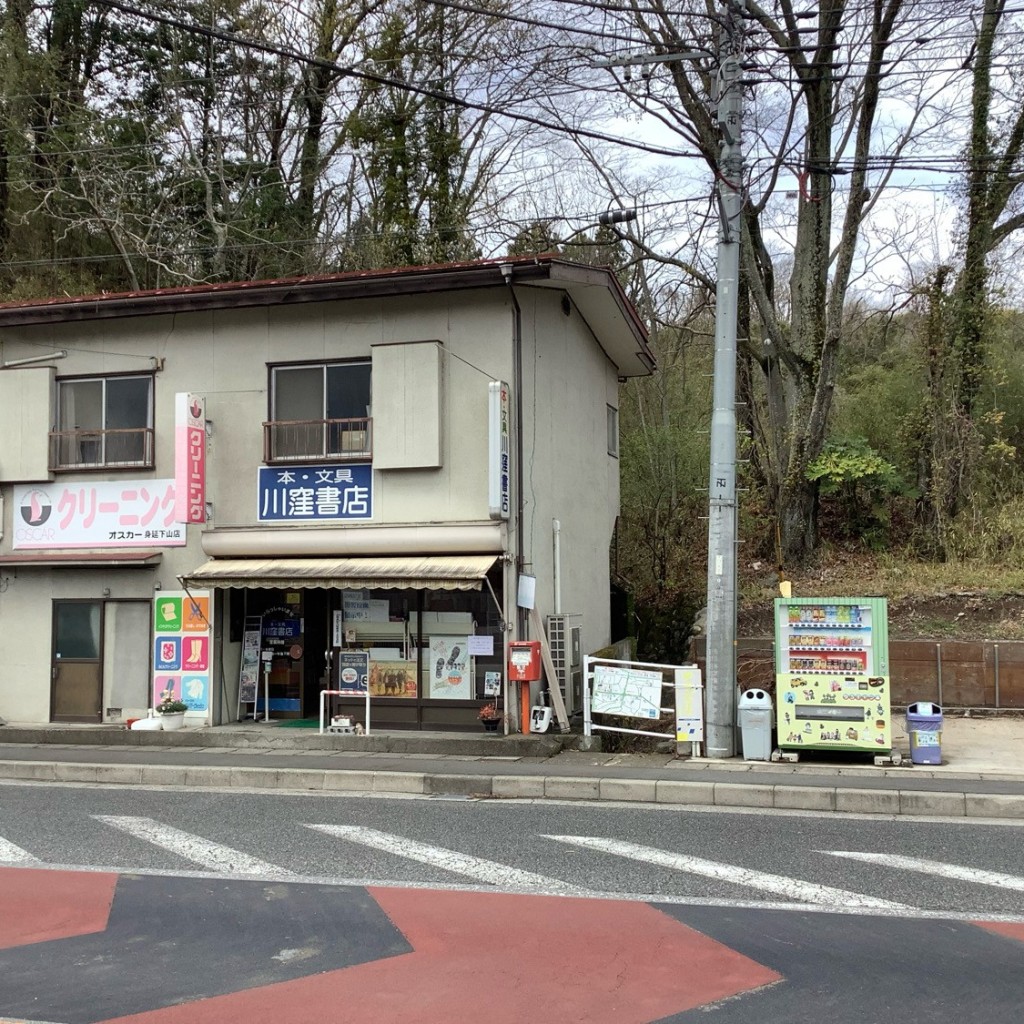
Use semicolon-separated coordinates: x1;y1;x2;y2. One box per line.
12;481;186;549
257;464;373;523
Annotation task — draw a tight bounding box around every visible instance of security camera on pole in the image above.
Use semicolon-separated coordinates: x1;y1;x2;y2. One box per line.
704;0;746;759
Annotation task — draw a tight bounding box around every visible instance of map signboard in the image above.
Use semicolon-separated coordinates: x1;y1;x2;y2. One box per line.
591;664;664;719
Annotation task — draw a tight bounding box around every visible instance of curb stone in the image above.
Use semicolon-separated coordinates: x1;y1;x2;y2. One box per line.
4;760;1024;819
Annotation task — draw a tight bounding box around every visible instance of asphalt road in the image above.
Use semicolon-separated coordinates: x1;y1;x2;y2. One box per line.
2;783;1024;1023
2;781;1024;914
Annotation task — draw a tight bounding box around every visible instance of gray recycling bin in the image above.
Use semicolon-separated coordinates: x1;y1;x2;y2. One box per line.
906;702;943;765
738;688;773;761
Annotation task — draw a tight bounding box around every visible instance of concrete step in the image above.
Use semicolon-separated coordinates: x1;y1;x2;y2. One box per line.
0;723;567;758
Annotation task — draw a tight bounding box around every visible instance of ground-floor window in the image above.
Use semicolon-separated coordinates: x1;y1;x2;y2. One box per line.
234;571;504;729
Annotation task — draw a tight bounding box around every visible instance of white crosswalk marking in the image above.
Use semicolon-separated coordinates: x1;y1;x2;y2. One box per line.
94;816;294;877
0;835;36;864
822;850;1024;891
306;824;587;894
544;835;909;909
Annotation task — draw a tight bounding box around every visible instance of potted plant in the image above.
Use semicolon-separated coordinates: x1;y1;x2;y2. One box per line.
478;702;502;733
155;690;189;731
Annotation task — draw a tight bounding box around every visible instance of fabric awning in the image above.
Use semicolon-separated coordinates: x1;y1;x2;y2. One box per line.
179;554;499;591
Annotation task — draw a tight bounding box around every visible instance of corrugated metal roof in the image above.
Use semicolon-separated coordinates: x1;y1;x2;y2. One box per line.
180;555;498;591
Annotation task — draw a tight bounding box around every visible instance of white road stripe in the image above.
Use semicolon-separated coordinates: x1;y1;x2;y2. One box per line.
307;824;587;894
93;815;293;877
822;850;1024;891
544;835;908;909
0;835;37;864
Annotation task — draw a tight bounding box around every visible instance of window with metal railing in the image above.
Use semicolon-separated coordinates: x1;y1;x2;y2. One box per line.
265;362;372;463
50;374;155;471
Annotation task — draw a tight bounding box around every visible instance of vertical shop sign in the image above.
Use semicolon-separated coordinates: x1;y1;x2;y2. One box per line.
174;394;206;524
238;618;262;704
488;381;510;520
152;590;212;713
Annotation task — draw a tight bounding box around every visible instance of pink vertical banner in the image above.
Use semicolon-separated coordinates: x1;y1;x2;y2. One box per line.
174;393;206;524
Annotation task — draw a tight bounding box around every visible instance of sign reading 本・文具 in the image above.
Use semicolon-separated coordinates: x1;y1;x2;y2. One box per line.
257;464;372;522
13;481;185;549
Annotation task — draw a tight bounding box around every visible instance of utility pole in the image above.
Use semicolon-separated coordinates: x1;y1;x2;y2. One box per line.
704;0;746;759
595;3;746;757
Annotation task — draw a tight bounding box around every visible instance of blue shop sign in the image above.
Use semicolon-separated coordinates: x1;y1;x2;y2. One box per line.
257;464;373;522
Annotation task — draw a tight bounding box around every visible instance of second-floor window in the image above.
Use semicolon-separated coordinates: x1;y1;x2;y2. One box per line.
51;374;154;470
265;361;372;463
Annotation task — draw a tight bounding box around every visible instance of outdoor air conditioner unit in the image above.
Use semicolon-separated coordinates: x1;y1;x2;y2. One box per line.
546;613;583;717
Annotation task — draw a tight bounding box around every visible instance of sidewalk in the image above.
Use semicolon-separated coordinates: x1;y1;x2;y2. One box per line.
2;714;1023;819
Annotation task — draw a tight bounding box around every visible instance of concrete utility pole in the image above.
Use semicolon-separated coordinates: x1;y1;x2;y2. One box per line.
704;0;746;759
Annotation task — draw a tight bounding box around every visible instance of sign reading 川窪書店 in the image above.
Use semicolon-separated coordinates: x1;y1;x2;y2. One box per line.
257;464;373;522
12;481;186;549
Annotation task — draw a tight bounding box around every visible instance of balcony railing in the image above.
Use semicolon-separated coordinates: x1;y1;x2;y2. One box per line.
49;428;155;471
263;417;373;463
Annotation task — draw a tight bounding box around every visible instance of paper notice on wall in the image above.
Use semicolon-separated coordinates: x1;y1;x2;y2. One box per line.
467;634;494;656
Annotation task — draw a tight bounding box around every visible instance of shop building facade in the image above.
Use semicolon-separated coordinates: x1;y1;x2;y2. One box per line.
0;257;653;729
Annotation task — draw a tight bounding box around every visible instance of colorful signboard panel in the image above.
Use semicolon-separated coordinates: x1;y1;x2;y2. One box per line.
152;590;212;715
13;480;185;549
257;464;372;523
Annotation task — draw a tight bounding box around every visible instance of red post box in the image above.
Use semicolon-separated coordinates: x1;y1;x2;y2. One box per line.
508;640;542;681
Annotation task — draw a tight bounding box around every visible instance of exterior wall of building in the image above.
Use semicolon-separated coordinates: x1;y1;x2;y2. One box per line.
514;287;619;658
0;281;627;724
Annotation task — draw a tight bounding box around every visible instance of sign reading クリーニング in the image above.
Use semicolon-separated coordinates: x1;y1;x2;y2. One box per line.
257;464;372;522
13;481;186;549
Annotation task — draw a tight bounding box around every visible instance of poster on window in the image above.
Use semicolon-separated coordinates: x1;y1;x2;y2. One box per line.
369;661;417;698
428;636;471;700
152;590;212;715
13;480;185;549
257;464;373;522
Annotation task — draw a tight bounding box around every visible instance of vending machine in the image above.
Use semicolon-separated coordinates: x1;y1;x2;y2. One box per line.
774;597;894;758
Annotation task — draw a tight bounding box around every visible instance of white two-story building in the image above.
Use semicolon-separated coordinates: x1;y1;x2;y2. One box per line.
0;256;653;729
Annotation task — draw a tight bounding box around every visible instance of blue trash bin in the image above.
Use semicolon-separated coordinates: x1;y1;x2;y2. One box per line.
906;702;943;765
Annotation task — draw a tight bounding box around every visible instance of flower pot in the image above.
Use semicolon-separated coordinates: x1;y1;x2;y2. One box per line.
481;718;500;732
159;712;186;731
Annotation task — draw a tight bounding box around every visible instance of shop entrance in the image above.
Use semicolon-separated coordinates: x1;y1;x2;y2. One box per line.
51;600;103;722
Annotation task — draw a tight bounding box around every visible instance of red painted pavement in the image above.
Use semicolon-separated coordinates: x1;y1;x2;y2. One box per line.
976;921;1024;945
0;866;117;950
101;888;780;1024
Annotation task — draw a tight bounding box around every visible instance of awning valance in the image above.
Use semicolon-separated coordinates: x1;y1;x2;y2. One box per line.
179;554;499;591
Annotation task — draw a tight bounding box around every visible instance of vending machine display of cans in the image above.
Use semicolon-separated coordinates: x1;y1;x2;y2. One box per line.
774;597;892;755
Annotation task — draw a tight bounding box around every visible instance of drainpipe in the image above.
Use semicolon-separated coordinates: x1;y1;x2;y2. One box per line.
553;519;562;615
500;263;526;638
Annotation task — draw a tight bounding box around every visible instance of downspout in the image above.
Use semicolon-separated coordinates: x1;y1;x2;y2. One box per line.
500;263;526;638
553;519;561;615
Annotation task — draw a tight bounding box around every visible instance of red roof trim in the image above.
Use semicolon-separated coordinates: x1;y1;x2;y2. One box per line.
0;255;560;313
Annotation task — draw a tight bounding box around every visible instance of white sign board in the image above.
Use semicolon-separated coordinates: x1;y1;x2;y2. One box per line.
13;480;185;549
674;667;704;741
467;634;494;656
591;665;664;720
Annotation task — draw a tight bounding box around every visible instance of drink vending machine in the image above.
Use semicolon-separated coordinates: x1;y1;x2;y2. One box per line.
774;596;897;760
